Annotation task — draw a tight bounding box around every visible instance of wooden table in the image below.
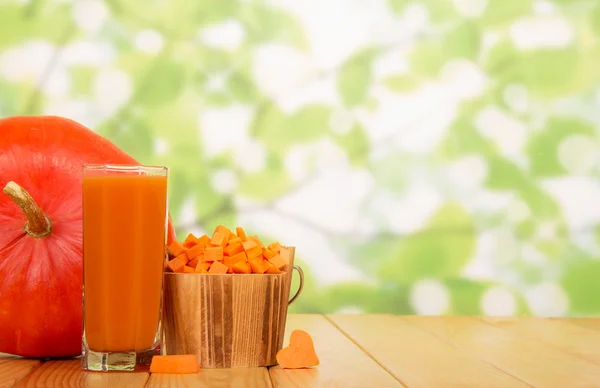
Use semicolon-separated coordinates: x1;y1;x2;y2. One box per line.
2;314;600;387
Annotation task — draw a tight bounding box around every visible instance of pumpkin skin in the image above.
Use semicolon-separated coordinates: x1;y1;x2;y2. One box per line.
0;116;176;358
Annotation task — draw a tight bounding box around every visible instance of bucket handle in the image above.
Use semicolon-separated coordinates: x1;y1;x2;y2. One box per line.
288;265;304;305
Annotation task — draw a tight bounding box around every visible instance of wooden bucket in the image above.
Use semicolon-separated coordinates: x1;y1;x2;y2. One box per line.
161;246;303;368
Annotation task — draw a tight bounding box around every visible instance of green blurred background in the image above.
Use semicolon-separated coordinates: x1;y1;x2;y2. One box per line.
1;0;600;316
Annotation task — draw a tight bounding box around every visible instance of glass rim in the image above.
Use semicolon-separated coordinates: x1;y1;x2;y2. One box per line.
83;164;168;172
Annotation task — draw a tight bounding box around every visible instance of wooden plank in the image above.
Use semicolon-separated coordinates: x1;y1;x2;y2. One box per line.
327;314;529;388
406;316;600;388
147;367;272;388
566;318;600;332
0;357;41;388
480;317;600;365
269;314;403;388
14;360;148;388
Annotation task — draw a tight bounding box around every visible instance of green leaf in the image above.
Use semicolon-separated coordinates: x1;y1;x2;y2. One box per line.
201;200;237;230
136;97;205;216
167;169;194;223
101;118;154;162
71;66;96;96
514;49;581;96
563;259;600;315
593;3;600;35
420;0;457;23
111;0;236;35
348;235;403;276
370;153;412;193
207;153;236;170
485;156;526;190
441;111;496;158
237;151;293;202
409;41;447;77
238;3;308;49
485;40;600;97
227;70;261;103
194;177;228;219
480;0;533;27
237;167;293;202
331;123;370;166
196;47;234;74
251;103;286;140
253;104;330;152
448;278;529;315
444;21;481;60
527;118;595;177
134;58;186;107
326;283;380;311
379;203;476;282
205;91;232;106
384;74;422;92
288;259;331;314
147;92;202;141
0;3;77;47
445;278;490;315
0;79;32;115
195;0;238;24
337;49;375;107
387;0;408;14
519;183;561;219
515;219;536;239
534;239;567;260
326;282;412;314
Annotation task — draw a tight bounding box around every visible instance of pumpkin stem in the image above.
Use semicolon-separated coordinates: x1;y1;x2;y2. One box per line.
3;181;53;238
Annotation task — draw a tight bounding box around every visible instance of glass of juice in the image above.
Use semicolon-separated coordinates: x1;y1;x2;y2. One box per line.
81;164;168;371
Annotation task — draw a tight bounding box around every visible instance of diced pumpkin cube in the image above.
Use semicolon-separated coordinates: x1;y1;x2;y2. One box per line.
233;251;249;262
195;261;211;273
268;241;281;253
149;355;200;374
210;231;228;247
224;251;248;270
262;247;276;260
177;253;189;264
242;240;257;251
236;226;247;242
249;259;268;274
228;232;237;241
215;225;231;236
246;245;263;259
208;260;228;274
183;266;196;273
224;242;244;256
264;261;282;274
268;254;287;270
168;241;187;257
167;255;187;273
187;243;205;260
183;233;199;248
228;237;242;245
198;235;211;245
232;261;251;274
204;246;223;262
187;257;200;268
249;235;264;247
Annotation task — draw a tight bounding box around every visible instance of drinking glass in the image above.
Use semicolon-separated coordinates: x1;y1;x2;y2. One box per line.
81;164;168;371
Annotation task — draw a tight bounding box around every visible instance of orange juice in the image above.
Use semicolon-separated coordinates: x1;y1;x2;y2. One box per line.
82;167;167;354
